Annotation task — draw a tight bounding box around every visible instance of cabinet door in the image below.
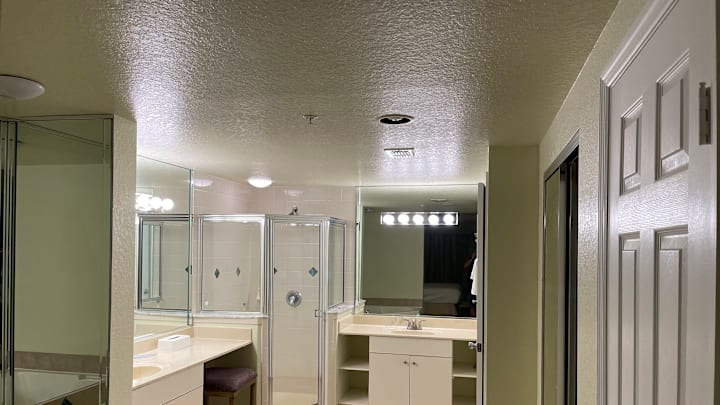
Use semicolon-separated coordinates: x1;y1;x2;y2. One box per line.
369;353;410;405
409;356;452;405
165;386;203;405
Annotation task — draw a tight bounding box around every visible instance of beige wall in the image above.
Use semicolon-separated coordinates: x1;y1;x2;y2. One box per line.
360;210;424;301
537;0;647;403
486;145;540;405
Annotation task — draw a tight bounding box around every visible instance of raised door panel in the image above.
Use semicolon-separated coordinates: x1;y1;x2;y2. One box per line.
369;353;410;405
409;356;452;405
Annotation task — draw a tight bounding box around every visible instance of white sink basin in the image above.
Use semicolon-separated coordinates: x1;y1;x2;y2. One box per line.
133;365;162;380
390;329;435;336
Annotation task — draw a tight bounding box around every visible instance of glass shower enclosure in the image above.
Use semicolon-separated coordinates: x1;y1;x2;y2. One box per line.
198;214;346;405
0;117;113;404
269;216;346;405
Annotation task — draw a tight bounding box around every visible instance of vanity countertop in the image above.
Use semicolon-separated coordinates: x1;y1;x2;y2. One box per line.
339;323;476;341
132;337;252;389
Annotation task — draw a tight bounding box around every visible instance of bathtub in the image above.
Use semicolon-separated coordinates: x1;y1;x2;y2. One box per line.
14;369;100;405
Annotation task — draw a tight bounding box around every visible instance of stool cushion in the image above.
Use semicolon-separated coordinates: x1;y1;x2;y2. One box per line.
204;367;257;392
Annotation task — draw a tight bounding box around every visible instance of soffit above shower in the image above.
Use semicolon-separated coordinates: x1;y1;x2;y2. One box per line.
0;0;617;186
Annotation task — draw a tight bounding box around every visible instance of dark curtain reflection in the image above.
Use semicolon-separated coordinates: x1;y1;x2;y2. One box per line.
423;214;477;293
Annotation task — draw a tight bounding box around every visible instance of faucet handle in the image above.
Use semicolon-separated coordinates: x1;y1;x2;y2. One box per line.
415;319;426;330
403;317;416;329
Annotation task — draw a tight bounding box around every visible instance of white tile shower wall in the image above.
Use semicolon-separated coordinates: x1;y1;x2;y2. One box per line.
201;221;262;312
272;223;321;394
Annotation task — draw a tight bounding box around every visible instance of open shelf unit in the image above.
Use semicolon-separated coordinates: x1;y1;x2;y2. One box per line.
452;395;477;405
452;340;478;403
337;335;369;405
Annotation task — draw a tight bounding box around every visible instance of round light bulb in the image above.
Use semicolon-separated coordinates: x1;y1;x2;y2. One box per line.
397;213;410;224
136;194;150;208
443;213;455;224
427;214;440;225
150;196;163;209
382;214;396;225
412;214;424;225
161;198;175;211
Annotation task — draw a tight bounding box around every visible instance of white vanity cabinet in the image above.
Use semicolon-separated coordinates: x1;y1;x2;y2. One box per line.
132;364;203;405
368;336;452;405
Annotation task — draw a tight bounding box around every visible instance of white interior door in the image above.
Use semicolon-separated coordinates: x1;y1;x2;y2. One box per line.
605;0;716;404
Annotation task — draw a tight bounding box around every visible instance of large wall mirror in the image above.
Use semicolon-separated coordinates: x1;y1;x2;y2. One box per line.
356;185;479;318
134;156;192;338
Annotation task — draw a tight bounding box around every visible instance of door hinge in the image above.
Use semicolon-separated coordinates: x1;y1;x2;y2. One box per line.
700;82;712;145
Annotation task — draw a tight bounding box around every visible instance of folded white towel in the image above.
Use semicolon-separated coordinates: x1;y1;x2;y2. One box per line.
470;258;478;295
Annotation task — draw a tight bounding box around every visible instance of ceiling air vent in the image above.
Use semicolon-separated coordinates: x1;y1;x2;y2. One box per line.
384;147;416;159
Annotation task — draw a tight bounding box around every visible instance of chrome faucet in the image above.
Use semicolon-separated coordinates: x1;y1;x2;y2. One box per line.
403;318;425;330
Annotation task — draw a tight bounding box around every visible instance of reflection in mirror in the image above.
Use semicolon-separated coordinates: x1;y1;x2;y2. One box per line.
137;216;190;311
134;156;192;339
357;185;478;318
141;223;161;302
10;117;112;403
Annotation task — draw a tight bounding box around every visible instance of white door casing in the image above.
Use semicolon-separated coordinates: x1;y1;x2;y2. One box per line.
601;1;716;405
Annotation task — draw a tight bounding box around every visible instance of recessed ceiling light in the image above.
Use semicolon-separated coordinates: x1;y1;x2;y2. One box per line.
0;75;45;100
379;114;413;125
248;175;272;188
384;148;415;158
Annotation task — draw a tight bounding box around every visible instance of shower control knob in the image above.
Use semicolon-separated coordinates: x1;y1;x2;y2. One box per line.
286;290;302;307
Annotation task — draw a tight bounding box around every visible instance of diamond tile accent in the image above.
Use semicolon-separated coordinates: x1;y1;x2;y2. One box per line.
308;267;318;278
214;268;220;279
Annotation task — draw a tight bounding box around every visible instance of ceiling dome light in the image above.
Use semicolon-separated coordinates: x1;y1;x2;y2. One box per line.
379;114;413;125
412;214;424;225
397;213;410;224
382;214;396;225
192;178;213;188
427;214;440;225
0;75;45;100
443;213;455;225
248;175;272;188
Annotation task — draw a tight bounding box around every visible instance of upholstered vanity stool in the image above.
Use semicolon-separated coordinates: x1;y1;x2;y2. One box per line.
203;367;257;405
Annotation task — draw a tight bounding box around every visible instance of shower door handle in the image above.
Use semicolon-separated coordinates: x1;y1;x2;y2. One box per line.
314;309;320;318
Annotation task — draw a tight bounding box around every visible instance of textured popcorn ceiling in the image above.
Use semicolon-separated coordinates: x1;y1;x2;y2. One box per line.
0;0;617;186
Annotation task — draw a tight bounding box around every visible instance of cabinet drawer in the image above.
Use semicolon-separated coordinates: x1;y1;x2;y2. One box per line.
369;336;451;357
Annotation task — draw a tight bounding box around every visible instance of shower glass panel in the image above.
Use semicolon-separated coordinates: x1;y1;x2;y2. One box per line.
9;117;112;404
271;219;322;405
327;222;346;308
137;216;191;312
200;216;264;313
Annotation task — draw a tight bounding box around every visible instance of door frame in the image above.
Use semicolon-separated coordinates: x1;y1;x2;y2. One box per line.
598;1;698;404
540;132;579;405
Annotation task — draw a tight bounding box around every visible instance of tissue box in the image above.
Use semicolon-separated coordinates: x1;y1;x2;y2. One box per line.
157;334;191;352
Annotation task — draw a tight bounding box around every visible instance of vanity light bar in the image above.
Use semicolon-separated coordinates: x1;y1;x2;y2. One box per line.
380;212;458;226
135;192;175;213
